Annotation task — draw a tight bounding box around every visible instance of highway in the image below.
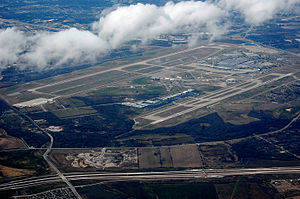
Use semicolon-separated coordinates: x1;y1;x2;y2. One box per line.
0;42;298;197
1;166;300;191
0;98;82;199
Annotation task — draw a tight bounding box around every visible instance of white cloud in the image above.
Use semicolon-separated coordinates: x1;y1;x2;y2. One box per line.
0;28;27;67
24;28;108;68
219;0;298;25
93;1;226;48
0;0;298;69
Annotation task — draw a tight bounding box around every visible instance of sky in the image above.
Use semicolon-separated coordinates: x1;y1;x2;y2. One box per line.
0;0;298;69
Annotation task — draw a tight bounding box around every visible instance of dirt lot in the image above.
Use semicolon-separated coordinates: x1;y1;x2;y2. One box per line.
271;179;300;193
138;147;161;168
160;146;173;167
138;144;204;169
170;144;204;168
198;143;238;168
50;148;138;171
0;164;34;179
0;129;26;150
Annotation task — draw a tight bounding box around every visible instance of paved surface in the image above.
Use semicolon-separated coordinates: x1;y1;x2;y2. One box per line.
139;72;294;126
28;45;221;96
1;166;300;191
0;98;82;199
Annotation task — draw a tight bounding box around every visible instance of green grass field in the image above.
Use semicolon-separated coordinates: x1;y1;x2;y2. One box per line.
123;65;150;71
90;85;167;97
137;66;164;73
52;106;98;119
132;77;152;85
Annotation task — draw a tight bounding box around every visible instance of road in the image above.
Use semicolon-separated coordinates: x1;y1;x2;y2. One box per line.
0;98;82;199
4;44;224;105
4;105;299;154
1;166;300;191
136;72;294;126
28;45;222;94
